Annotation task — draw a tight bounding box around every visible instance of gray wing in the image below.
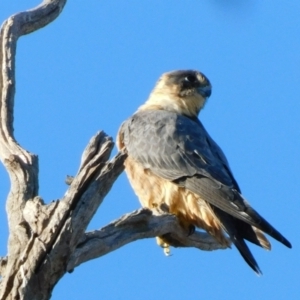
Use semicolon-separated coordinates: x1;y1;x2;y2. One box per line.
121;109;291;248
122;110;237;187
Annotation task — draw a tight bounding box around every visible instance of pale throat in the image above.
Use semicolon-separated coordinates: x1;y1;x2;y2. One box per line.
138;91;206;117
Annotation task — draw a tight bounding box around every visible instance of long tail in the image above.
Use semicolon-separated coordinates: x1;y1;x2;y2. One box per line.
183;176;292;249
233;235;262;275
212;206;263;274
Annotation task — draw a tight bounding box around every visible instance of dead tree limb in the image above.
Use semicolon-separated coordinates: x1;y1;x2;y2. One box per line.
67;208;226;271
0;1;224;299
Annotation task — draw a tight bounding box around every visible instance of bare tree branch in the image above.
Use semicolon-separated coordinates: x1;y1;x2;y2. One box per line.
67;208;227;271
0;0;67;250
0;1;67;299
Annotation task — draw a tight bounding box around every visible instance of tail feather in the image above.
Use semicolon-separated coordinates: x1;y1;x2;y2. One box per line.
234;219;271;250
212;206;263;274
233;236;262;275
183;176;292;249
240;197;291;249
252;227;271;250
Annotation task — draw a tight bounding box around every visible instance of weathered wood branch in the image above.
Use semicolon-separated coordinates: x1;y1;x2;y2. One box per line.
0;0;67;254
0;1;67;299
0;127;127;299
0;1;225;299
67;208;227;271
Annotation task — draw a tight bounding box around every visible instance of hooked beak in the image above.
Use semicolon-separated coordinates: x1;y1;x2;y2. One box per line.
197;85;212;98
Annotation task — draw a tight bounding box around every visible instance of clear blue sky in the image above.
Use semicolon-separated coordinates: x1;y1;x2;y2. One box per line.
0;1;299;299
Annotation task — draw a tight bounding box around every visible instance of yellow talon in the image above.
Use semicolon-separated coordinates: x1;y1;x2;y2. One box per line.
163;244;171;256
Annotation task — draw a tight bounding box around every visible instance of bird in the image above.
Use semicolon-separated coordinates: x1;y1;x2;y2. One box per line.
116;69;291;275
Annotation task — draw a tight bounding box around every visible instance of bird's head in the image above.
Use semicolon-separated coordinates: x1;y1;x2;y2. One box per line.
139;70;212;117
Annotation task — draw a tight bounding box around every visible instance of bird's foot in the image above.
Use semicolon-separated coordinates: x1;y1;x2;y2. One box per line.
156;237;172;256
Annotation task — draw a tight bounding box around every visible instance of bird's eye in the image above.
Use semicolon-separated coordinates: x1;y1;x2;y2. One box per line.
184;75;197;83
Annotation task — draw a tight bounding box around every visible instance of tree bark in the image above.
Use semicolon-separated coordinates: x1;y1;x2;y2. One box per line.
0;1;225;299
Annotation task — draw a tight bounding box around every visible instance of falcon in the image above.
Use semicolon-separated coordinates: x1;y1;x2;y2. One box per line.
117;69;291;274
